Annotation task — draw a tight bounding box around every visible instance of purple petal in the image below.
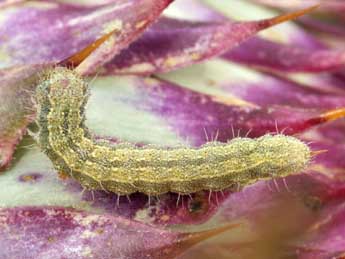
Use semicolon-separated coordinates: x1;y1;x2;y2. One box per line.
250;0;345;15
0;0;172;71
284;72;345;94
163;0;225;22
88;75;341;146
168;1;345;74
0;65;49;170
198;0;322;48
161;59;345;109
294;202;345;258
0;0;26;8
167;1;345;74
300;16;345;38
103;7;320;75
306;120;345;145
223;37;345;73
0;206;237;259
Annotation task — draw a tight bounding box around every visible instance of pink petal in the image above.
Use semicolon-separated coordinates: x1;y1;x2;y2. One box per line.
301;16;345;38
172;1;345;74
161;59;345;109
103;7;319;75
0;0;26;8
104;2;345;75
0;206;238;258
0;0;172;72
283;72;345;94
250;0;345;15
90;75;344;146
180;0;322;48
0;65;49;170
295;204;345;259
224;37;345;73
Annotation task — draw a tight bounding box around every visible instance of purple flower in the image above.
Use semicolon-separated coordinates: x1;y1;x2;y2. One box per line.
1;0;345;258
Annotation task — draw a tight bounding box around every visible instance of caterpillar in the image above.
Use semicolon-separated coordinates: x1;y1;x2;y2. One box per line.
35;67;311;195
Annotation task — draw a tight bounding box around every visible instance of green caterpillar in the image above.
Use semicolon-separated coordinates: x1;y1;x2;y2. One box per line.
35;67;311;195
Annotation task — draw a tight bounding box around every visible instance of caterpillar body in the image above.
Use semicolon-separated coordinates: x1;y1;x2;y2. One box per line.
35;67;311;195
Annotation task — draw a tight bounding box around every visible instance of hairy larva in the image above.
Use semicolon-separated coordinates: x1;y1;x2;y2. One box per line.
35;67;311;195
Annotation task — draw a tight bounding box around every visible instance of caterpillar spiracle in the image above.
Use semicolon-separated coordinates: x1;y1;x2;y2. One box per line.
35;67;311;195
